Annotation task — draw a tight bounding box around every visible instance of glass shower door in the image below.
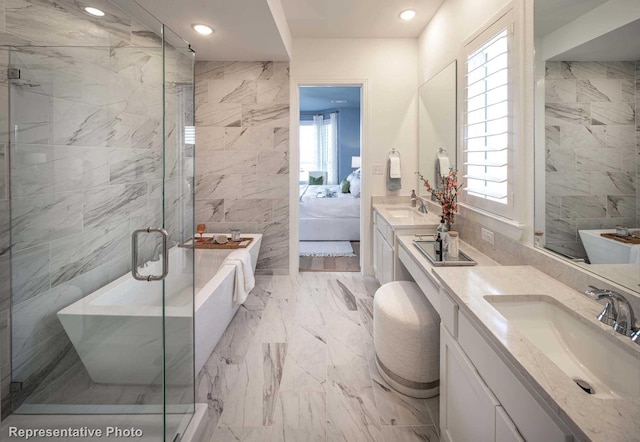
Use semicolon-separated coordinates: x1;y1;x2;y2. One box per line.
6;19;195;442
161;24;196;440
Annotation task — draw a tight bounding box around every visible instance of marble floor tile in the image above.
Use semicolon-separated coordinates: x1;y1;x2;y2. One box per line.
251;299;297;343
210;307;262;365
270;391;326;442
212;426;273;442
327;279;358;312
381;425;439;442
294;288;332;325
426;396;440;435
369;356;432;426
195;358;242;436
218;342;287;427
358;298;374;340
326;310;369;366
333;273;371;299
14;273;439;442
326;364;382;442
270;275;298;300
279;324;327;392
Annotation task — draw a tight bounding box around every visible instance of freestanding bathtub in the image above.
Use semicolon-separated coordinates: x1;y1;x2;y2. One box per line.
57;234;262;386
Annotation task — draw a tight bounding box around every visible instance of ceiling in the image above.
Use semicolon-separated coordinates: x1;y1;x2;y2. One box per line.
534;0;608;37
132;0;444;61
299;86;361;112
135;0;290;61
281;0;445;39
550;18;640;61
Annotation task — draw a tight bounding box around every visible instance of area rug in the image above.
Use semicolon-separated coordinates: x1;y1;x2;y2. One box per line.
299;241;356;257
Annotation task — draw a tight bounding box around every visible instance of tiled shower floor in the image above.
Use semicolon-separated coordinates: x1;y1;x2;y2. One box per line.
198;272;440;441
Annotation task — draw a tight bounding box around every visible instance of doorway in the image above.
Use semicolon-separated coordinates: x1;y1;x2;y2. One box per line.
297;86;362;272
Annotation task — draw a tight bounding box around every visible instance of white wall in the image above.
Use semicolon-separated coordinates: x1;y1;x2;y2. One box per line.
418;0;511;84
418;0;535;242
290;38;418;275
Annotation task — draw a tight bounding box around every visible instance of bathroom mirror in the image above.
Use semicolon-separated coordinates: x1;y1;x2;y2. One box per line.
418;61;457;196
534;0;640;293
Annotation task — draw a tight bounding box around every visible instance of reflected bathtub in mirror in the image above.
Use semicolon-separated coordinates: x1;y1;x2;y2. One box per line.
533;0;640;294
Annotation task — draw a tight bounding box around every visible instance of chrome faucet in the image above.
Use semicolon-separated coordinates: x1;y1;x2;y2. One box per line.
417;198;428;214
585;286;639;344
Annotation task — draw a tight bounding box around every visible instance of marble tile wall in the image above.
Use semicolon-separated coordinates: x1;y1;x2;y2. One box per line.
544;61;639;259
0;0;193;415
195;61;290;274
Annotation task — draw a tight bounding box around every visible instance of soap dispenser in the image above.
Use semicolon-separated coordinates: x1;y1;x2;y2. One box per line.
410;190;417;207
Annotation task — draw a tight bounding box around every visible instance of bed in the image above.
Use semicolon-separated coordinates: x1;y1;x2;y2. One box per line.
299;184;360;241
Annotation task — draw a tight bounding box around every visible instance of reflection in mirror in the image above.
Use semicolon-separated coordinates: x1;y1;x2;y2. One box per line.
418;61;457;196
534;0;640;293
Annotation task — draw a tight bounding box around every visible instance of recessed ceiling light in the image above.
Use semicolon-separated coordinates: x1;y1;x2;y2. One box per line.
192;24;214;35
399;9;416;21
84;6;105;17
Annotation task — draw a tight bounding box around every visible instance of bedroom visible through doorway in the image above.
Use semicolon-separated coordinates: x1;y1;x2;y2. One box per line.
298;85;362;272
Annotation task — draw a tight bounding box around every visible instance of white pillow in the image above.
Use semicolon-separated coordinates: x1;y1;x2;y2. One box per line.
350;176;361;198
346;172;356;183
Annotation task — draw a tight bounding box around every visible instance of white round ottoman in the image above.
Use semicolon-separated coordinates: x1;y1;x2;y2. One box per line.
373;281;440;398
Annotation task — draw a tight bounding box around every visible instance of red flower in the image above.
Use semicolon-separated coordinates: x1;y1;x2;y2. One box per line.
418;169;463;225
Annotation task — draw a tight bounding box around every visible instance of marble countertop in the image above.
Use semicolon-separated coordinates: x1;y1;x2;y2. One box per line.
373;203;441;228
434;266;640;442
396;235;640;441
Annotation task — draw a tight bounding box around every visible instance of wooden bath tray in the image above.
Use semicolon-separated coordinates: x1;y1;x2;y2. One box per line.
181;237;254;249
600;233;640;245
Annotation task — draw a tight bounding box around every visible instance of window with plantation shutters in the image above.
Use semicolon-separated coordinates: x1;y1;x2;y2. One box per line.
463;13;514;219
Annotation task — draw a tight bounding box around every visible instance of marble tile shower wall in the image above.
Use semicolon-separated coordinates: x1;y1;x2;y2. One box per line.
544;61;639;259
195;61;290;274
0;0;192;415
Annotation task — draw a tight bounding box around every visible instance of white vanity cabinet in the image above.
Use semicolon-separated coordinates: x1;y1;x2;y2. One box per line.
441;324;500;442
373;211;395;285
396;240;575;442
372;207;438;284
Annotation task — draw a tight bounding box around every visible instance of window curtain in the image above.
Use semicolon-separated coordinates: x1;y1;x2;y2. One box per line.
313;112;338;184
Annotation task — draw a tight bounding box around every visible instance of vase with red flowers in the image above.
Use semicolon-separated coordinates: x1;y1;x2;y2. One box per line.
418;169;462;230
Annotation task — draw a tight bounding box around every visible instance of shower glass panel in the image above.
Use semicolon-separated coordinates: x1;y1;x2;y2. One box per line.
2;1;195;440
162;24;196;440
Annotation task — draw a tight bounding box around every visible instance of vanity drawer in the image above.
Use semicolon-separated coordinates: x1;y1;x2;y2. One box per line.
458;311;573;442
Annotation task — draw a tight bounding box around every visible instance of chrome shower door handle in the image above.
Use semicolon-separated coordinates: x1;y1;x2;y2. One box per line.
132;227;170;281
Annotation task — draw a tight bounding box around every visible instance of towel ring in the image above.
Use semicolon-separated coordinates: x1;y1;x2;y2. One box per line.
389;148;401;159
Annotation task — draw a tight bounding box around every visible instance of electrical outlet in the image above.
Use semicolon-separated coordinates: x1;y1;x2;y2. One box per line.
373;164;384;175
481;228;494;245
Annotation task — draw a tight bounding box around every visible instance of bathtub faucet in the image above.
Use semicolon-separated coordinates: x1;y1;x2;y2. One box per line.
150;239;177;262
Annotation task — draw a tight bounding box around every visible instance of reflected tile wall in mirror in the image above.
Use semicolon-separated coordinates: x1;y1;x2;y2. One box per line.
544;60;639;260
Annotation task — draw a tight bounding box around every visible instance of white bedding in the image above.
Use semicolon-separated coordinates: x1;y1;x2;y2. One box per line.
299;185;360;219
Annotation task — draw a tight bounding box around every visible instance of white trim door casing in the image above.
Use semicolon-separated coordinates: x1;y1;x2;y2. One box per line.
289;79;371;276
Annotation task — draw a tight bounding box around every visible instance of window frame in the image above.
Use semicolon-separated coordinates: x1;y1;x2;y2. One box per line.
461;9;516;220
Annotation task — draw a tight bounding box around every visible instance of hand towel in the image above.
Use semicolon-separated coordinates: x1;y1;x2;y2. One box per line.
437;155;451;177
224;249;255;305
389;155;401;178
630;245;640;264
386;159;402;190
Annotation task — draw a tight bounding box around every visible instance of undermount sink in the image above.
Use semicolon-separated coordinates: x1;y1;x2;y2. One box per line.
485;295;640;400
387;208;422;218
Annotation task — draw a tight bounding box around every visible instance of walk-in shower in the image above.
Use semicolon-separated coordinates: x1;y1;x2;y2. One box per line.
0;0;197;440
